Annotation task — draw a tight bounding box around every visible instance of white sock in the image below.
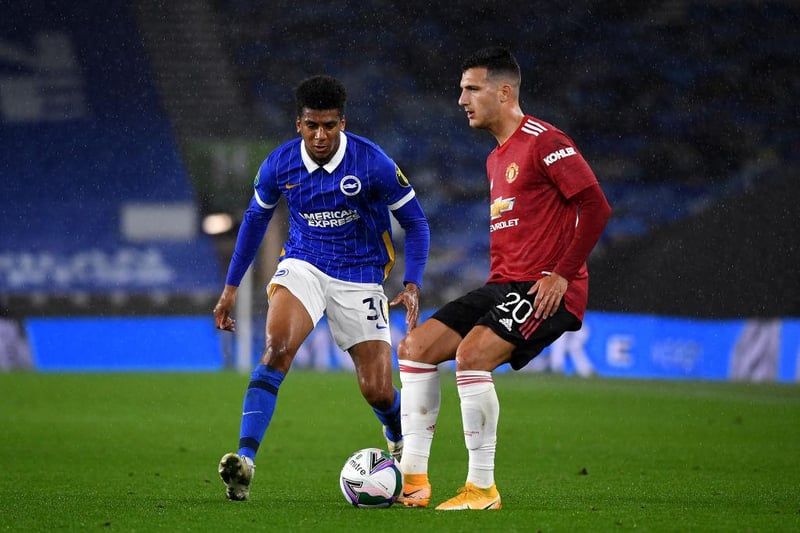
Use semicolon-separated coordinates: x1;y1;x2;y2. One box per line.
398;360;440;476
456;370;498;488
242;455;255;476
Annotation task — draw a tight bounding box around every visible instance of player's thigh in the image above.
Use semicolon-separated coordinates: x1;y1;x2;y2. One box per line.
263;286;315;369
268;258;326;324
456;324;516;371
398;318;461;365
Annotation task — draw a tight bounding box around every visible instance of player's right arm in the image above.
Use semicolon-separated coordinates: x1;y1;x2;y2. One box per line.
214;162;281;331
213;284;238;331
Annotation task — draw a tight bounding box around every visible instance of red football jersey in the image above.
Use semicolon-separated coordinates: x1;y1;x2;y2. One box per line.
486;116;599;319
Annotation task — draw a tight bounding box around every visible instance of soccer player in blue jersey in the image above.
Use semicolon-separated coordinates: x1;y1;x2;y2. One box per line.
213;75;430;501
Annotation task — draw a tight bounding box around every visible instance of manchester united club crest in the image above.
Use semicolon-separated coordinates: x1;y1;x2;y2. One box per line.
505;162;519;183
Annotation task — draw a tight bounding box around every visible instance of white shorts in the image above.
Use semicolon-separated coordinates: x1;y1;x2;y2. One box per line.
267;258;391;351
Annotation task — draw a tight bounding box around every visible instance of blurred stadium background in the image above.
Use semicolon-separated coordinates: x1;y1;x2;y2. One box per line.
1;1;798;378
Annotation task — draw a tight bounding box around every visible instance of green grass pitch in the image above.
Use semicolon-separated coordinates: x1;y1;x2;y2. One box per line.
1;371;799;531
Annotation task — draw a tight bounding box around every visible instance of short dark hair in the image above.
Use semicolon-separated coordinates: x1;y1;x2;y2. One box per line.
461;46;521;85
295;75;347;117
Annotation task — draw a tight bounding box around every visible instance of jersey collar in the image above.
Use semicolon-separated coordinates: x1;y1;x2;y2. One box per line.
301;131;348;173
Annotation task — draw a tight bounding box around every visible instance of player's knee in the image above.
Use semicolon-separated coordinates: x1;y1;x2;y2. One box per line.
397;336;413;361
361;384;393;409
398;331;441;365
260;338;295;372
455;344;488;371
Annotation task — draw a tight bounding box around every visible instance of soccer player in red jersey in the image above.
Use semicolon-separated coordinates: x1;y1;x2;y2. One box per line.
397;47;611;510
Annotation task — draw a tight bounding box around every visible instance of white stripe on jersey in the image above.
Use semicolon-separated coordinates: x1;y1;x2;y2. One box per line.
521;119;548;136
388;189;416;211
253;190;279;210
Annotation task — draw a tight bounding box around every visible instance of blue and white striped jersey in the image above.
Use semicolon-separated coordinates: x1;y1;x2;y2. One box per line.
226;131;425;286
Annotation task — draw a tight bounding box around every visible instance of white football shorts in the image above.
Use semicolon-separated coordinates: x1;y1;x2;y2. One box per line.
267;258;392;351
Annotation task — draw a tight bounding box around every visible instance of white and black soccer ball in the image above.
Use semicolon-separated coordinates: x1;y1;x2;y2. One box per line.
339;447;402;508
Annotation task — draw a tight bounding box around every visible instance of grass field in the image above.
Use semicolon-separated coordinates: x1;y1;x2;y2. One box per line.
1;371;799;532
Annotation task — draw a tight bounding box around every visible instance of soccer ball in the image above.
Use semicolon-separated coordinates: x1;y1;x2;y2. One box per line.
339;447;402;508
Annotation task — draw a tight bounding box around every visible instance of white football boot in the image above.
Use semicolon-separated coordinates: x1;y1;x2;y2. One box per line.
383;426;404;462
218;453;254;501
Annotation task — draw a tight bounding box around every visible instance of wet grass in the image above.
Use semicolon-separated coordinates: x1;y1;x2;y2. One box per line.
1;371;799;531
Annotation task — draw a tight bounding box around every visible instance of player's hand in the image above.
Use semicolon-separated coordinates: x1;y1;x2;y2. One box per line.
390;282;420;332
213;285;238;332
530;272;568;319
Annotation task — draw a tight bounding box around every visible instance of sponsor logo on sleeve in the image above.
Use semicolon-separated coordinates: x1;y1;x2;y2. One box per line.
543;146;576;166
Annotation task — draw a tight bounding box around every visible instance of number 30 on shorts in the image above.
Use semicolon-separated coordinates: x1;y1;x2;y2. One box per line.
362;297;388;323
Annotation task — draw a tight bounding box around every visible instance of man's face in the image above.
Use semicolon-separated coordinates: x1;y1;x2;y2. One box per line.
458;67;502;130
296;108;345;165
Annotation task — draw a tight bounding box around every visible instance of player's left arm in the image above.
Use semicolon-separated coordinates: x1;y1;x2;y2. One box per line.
555;183;612;280
381;162;430;330
531;131;612;317
389;195;429;330
531;183;611;318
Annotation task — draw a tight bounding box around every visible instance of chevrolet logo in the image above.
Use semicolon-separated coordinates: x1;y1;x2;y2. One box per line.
490;196;515;220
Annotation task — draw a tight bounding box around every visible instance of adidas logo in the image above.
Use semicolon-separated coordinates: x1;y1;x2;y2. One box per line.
500;318;513;331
